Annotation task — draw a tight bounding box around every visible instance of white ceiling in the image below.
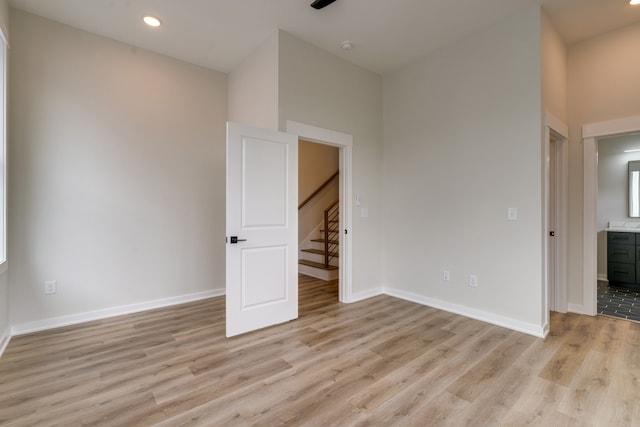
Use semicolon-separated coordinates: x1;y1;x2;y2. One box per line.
8;0;640;75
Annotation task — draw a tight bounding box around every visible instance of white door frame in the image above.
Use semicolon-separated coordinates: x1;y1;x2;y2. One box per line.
286;121;353;303
583;115;640;316
544;112;569;321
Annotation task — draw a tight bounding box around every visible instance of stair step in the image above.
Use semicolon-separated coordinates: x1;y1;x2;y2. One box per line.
301;248;339;257
311;238;339;245
298;259;338;270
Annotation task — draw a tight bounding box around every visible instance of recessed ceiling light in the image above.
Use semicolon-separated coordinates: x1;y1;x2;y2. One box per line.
143;16;161;27
341;41;353;51
631;0;640;5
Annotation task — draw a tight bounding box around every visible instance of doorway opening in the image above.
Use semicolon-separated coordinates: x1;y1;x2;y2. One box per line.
298;139;340;312
594;132;640;322
287;120;354;304
583;115;640;317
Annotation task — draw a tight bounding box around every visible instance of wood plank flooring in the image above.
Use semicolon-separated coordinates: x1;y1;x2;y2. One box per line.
1;275;639;426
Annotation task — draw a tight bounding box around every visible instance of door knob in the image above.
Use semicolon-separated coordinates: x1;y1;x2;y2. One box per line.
229;236;247;244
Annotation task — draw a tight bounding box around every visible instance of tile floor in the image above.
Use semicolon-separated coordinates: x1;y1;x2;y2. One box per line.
597;280;640;322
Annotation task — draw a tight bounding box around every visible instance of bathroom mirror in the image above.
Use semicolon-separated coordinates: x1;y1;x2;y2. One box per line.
629;161;640;217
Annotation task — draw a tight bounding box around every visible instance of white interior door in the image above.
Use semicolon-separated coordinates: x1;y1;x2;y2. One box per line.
226;122;298;337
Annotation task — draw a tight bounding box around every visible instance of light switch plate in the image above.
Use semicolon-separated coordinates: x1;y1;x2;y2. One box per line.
469;274;478;288
507;207;518;221
44;280;57;295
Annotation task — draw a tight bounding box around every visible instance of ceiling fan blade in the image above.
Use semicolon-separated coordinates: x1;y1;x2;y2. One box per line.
310;0;337;10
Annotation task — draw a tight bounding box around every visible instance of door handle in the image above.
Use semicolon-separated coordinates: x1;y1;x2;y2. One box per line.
229;236;247;244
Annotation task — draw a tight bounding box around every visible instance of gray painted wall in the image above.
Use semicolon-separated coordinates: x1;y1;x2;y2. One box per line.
382;7;544;331
9;10;228;328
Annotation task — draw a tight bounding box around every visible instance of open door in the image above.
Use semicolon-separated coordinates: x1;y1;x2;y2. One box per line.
226;122;298;337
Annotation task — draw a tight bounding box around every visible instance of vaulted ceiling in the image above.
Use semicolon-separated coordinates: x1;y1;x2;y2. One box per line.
9;0;640;75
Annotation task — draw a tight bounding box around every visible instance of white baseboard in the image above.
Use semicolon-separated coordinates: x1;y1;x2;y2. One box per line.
345;287;384;303
541;322;550;338
597;274;608;282
568;303;586;315
0;325;10;359
11;288;225;336
383;287;546;338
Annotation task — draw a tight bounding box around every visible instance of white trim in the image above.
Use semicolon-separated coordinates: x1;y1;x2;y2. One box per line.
544;116;569;315
347;287;383;303
340;146;353;302
384;287;546;338
543;125;550;323
286;120;354;303
542;322;550;338
286;121;353;148
583;116;640;139
11;289;224;336
0;325;10;358
545;112;569;139
557;135;569;312
568;303;586;315
597;274;608;282
4;281;550;348
583;136;598;316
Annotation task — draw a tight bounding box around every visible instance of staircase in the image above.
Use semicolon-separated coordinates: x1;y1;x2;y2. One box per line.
299;200;339;281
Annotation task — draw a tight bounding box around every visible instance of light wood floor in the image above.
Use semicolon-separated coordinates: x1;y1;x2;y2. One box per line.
1;275;639;426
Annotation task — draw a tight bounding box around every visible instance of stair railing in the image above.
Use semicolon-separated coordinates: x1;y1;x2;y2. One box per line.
323;200;339;267
299;171;339;210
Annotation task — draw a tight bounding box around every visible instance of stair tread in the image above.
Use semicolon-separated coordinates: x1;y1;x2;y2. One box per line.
311;239;339;244
301;248;339;257
298;259;339;270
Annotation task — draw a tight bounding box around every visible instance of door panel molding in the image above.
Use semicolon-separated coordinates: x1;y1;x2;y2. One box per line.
226;122;298;337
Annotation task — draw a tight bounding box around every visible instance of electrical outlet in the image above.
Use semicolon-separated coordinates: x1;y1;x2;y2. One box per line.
469;274;478;288
44;280;57;295
443;270;450;281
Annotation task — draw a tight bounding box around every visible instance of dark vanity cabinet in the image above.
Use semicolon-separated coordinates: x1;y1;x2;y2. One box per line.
607;231;640;289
